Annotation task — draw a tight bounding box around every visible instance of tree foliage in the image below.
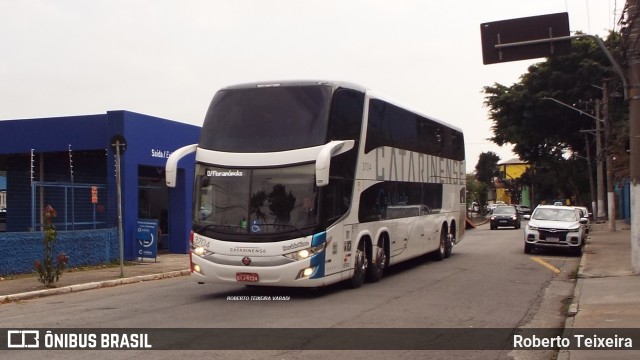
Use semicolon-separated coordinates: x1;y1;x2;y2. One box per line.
475;151;500;184
482;31;629;204
466;174;488;214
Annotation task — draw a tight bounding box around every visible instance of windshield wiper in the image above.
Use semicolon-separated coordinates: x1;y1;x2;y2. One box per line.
196;224;245;233
247;223;309;237
197;222;311;237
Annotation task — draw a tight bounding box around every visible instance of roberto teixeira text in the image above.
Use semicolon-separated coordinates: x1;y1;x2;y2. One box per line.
513;333;634;349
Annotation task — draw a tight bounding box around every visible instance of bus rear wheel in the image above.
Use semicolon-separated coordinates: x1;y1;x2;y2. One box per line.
433;225;449;261
367;239;387;283
445;225;455;258
349;241;368;288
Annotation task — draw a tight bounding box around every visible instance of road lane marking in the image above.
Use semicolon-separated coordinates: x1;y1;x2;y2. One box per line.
530;256;561;274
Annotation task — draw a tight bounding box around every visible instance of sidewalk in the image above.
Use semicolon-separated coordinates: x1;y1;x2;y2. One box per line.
0;253;190;303
559;220;640;359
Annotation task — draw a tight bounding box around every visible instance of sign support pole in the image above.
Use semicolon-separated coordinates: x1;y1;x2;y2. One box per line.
115;141;124;278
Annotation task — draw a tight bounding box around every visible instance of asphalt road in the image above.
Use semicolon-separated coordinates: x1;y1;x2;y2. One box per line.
1;221;580;360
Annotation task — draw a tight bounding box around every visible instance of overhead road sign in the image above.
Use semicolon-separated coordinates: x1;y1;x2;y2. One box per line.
480;12;571;65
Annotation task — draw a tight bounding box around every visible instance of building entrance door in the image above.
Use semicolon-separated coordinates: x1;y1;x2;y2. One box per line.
138;166;169;250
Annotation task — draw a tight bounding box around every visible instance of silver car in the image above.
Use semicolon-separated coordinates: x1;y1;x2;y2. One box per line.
523;205;589;255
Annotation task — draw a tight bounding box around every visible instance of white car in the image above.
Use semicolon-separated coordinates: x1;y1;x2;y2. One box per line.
486;201;506;214
523;205;589;256
574;206;592;234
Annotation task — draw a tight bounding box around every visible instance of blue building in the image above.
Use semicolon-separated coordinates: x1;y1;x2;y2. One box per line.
0;111;200;274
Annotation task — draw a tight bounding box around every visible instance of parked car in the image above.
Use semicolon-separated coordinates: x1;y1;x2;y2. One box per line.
574;206;592;234
490;205;521;230
516;205;531;216
523;205;589;256
486;201;506;214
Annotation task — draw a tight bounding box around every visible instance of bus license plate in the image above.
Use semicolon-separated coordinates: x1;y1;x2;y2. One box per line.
547;237;559;242
236;272;259;282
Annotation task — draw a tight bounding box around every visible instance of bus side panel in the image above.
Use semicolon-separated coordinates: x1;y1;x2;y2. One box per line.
322;224;349;280
407;213;440;258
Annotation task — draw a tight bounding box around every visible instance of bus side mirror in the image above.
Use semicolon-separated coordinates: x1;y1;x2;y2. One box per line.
165;144;198;188
315;140;355;187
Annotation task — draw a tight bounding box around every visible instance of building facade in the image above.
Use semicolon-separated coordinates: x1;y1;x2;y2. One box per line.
0;111;200;275
494;158;531;206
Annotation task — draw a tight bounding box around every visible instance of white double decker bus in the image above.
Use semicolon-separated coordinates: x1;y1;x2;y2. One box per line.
166;81;466;288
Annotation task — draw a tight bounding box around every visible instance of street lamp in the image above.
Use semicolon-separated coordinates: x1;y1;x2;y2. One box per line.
541;97;600;121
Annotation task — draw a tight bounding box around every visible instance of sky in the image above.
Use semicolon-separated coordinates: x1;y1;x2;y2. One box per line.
0;0;622;171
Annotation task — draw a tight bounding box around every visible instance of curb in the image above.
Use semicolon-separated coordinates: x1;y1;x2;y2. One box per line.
565;237;589;318
557;240;589;360
0;269;190;303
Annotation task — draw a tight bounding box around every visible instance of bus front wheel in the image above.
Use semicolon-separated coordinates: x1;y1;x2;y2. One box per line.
349;241;368;288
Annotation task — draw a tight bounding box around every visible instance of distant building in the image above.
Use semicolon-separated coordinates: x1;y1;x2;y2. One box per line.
494;158;531;206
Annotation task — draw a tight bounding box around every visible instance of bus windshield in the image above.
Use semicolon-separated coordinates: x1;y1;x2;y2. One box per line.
199;85;333;152
194;163;319;240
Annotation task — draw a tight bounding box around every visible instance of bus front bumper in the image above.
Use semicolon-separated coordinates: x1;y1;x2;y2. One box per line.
190;254;333;287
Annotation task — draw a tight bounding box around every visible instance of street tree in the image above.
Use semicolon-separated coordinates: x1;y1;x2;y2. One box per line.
474;152;500;211
466;173;487;213
475;151;500;184
482;31;628;205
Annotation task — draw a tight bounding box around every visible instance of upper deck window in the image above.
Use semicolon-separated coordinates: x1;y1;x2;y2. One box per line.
199;85;333;152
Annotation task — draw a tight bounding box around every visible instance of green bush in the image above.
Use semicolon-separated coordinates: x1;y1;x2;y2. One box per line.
33;205;69;288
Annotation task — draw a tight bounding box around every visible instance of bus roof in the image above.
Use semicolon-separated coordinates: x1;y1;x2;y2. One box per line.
365;90;464;134
217;80;463;134
220;80;368;93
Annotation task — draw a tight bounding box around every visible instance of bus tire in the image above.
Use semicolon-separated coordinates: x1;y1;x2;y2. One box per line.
445;225;454;258
349;241;368;288
367;237;388;283
433;225;448;261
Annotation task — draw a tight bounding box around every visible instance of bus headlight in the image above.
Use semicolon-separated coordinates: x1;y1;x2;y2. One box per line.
192;264;202;274
192;245;214;257
284;243;325;261
296;266;316;279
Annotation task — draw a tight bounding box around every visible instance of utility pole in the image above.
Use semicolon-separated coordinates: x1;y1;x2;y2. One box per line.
594;99;606;220
602;81;616;231
627;0;640;274
583;132;597;219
